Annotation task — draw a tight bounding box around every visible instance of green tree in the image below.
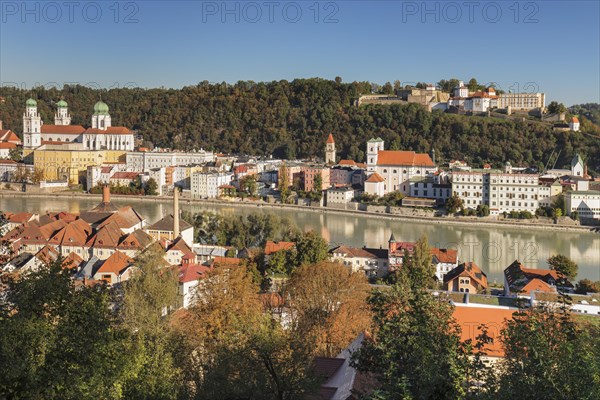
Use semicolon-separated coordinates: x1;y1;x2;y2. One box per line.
446;194;464;214
547;101;567;114
575;279;600;294
547;254;578;281
494;303;600;400
0;259;136;399
144;177;159;196
8;147;22;162
278;164;291;204
240;174;257;196
294;230;328;266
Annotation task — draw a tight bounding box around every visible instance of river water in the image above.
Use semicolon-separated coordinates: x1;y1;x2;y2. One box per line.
1;195;598;284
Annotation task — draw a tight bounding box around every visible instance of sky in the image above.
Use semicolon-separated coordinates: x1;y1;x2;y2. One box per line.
1;0;599;105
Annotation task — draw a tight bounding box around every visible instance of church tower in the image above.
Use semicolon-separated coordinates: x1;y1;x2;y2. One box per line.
325;133;336;164
91;101;111;130
54;100;71;125
23;98;42;149
366;137;384;172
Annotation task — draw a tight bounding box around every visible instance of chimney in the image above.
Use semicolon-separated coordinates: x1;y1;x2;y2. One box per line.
432;148;436;165
173;187;180;238
584;164;588;177
0;120;3;130
102;184;110;203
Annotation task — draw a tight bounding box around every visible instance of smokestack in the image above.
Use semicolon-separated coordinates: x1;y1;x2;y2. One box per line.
102;184;110;203
173;187;180;238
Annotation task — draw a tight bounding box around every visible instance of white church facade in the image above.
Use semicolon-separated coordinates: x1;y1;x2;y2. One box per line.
23;99;134;151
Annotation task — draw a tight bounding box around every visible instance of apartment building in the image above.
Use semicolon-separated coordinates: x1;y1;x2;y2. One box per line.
190;171;233;199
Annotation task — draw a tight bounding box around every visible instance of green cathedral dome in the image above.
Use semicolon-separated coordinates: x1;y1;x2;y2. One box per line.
26;98;37;107
56;100;68;108
93;101;109;115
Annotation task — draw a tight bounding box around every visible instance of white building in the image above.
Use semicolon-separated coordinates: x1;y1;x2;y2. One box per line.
569;117;580;132
329;245;389;278
365;138;436;195
497;92;545;111
409;175;452;204
23;100;135;151
452;164;541;215
126;150;215;171
190;171;233;199
566;191;600;221
326;186;357;206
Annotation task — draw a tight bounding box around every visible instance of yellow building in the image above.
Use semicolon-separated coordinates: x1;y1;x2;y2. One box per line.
31;144;125;184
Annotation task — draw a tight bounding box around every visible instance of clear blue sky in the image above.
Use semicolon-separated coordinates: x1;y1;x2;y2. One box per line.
1;1;598;105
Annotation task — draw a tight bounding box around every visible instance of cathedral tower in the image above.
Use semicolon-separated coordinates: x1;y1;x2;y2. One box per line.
325;133;336;164
23;98;42;149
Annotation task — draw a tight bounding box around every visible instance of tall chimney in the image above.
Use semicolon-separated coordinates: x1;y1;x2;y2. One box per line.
102;184;110;203
173;187;180;238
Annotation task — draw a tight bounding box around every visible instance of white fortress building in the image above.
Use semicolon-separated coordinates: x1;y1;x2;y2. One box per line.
23;99;134;151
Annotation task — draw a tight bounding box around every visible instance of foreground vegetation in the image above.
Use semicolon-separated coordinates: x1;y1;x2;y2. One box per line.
1;225;598;399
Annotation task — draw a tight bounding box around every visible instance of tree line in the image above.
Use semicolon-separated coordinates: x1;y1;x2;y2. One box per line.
1;81;598;173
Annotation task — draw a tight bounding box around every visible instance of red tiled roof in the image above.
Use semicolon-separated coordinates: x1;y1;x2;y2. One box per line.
453;305;515;358
365;173;385;183
111;172;140;180
0;130;21;143
571;117;579;123
0;160;17;165
264;240;295;255
84;127;132;135
8;212;34;223
96;250;134;275
61;252;84;269
212;256;241;266
338;159;356;166
49;219;92;247
521;278;554;293
430;248;458;264
41;125;86;134
0;142;17;149
178;263;212;283
86;221;123;248
377;150;435;167
444;261;488;289
326;133;335;144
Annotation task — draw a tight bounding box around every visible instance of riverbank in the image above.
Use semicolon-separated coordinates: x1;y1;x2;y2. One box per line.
1;190;596;233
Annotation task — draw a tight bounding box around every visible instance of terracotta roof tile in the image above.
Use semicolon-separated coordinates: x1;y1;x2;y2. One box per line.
86;221;123;248
430;248;458;264
264;240;295;255
365;173;385;183
377;150;434;167
84;127;132;135
178;263;212;283
95;250;134;275
326;133;335;144
41;125;86;134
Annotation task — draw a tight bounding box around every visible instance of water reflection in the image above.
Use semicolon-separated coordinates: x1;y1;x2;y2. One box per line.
1;196;598;282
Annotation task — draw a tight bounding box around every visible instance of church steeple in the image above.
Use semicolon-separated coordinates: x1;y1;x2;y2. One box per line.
54;99;71;125
325;133;336;164
23;98;42;149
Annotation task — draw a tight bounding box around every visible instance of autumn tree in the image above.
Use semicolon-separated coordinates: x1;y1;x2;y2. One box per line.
547;254;578;281
278;164;291;203
171;265;316;399
446;193;464;214
284;261;372;357
293;230;328;267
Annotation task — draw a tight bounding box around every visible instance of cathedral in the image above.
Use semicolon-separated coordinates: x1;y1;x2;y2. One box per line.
23;99;134;151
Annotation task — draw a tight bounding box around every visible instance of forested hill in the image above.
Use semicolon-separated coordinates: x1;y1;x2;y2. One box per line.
1;80;598;172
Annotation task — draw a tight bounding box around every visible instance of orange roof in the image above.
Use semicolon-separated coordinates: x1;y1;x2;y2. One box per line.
0;142;17;149
96;250;134;275
326;133;335;144
8;212;34;223
571;117;579;123
0;159;17;165
178;263;212;283
338;159;356;166
0;130;21;143
212;256;241;266
61;252;84;269
444;262;488;289
521;278;554;293
49;219;92;247
521;267;560;281
84;127;132;135
86;221;123;248
430;248;458;264
111;172;140;180
39;219;69;239
365;173;385;183
35;245;59;265
41;125;86;134
264;240;295;255
166;236;192;254
377;150;435;167
117;229;153;250
453;305;516;358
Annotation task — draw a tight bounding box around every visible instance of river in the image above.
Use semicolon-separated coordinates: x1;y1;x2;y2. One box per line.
1;195;598;284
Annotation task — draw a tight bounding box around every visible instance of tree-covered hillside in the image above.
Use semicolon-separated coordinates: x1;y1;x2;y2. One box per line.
1;80;598;172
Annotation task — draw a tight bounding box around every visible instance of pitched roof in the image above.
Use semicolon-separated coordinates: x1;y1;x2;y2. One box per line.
117;229;153;250
61;252;84;270
313;357;345;379
264;240;295;255
2;225;48;244
338;159;356;166
0;129;21;143
210;256;242;266
430;248;458;264
330;245;388;259
8;212;34;223
41;125;86;134
34;245;59;265
95;250;134;275
97;207;144;230
84;127;132;135
376;150;435;167
444;262;488;289
521;278;554;293
166;236;193;254
0;142;17;149
147;214;191;232
571;117;579;123
79;211;114;225
365;173;385;183
326;133;335;144
453;304;515;358
86;221;123;248
504;260;565;293
178;263;212;283
48;219;92;247
38;219;68;240
111;171;140;180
